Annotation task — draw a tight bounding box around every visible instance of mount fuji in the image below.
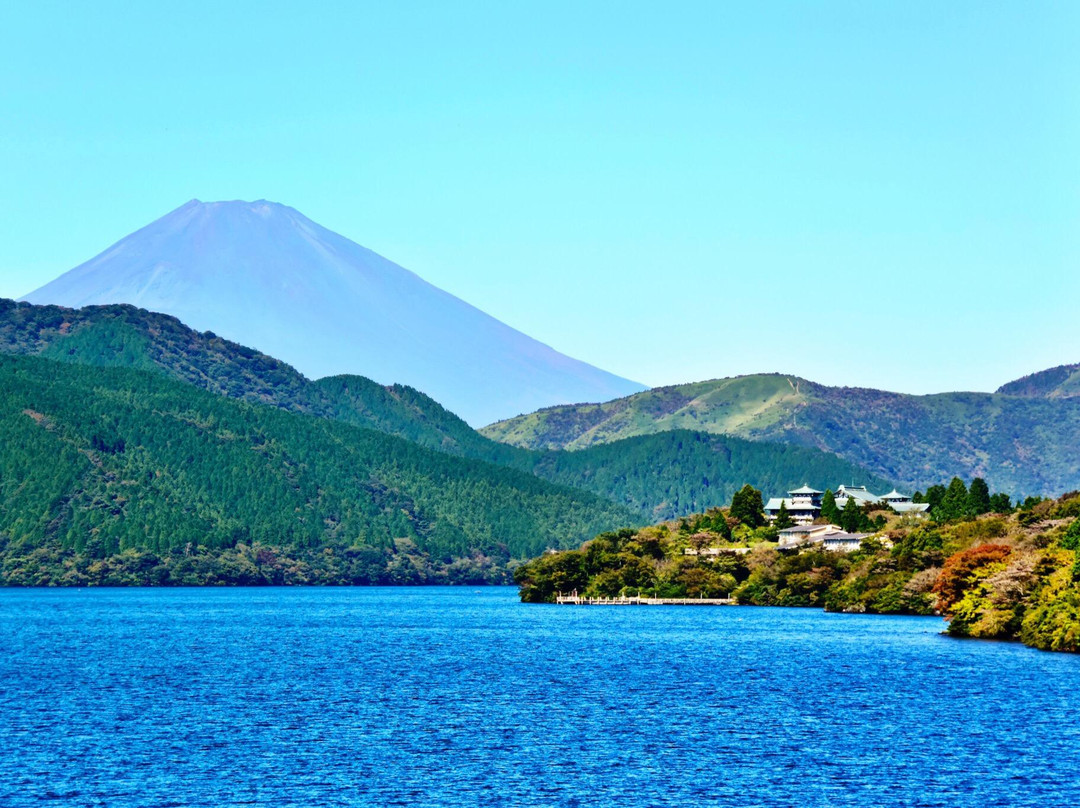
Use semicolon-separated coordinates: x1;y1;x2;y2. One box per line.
22;200;645;425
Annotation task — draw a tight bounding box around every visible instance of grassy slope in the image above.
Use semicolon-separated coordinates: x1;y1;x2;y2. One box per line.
482;373;1080;497
483;375;805;450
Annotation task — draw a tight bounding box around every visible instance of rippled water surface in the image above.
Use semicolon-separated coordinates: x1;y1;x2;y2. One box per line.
2;587;1079;807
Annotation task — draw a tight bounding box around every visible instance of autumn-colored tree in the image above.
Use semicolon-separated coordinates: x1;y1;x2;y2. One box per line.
933;543;1012;612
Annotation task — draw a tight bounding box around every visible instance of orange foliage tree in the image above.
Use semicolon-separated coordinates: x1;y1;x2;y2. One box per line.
933;544;1012;613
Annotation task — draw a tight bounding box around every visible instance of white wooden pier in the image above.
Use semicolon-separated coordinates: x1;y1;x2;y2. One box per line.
554;594;737;606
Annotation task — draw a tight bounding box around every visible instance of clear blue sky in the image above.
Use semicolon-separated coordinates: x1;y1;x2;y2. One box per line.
1;1;1076;394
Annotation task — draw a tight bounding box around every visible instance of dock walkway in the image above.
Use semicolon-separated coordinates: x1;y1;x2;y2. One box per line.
554;595;737;606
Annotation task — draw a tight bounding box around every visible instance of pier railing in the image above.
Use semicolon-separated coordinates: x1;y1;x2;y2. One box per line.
554;594;737;606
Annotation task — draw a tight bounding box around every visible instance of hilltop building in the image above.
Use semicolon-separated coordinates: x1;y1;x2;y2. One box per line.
777;523;835;548
764;485;823;525
766;483;928;523
777;523;876;552
879;489;930;515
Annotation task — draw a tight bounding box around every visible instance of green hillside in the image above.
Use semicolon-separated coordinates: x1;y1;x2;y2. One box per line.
0;299;892;521
482;373;1080;497
0;354;639;585
0;298;510;462
536;430;890;522
996;363;1080;399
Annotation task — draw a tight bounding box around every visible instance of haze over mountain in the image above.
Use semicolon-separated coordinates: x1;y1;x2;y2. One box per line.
22;200;644;425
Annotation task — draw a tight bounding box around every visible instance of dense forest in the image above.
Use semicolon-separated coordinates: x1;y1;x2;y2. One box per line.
0;299;893;527
536;430;888;521
515;481;1080;653
0;354;639;585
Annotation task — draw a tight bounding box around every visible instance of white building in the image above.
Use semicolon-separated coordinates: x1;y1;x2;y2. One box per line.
777;523;876;552
822;532;875;552
833;485;881;509
764;485;823;524
777;523;839;549
767;484;928;523
879;489;930;516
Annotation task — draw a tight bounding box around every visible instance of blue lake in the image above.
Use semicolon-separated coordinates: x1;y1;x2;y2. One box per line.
2;587;1078;807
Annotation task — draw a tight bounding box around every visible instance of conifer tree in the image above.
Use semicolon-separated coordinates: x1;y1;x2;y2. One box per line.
934;477;970;522
967;478;992;515
840;496;862;533
730;484;765;527
924;484;948;514
821;489;841;524
774;501;794;529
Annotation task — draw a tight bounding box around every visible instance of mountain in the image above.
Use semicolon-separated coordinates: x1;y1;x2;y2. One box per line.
21;199;644;425
0;353;641;585
996;363;1080;399
0;299;889;521
481;372;1080;497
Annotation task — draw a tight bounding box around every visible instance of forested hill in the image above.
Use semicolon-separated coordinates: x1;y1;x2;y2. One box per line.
0;299;892;522
537;430;889;522
0;298;518;464
0;353;639;585
996;363;1080;399
481;373;1080;497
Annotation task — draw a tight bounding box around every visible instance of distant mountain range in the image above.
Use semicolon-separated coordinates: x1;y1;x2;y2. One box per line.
481;372;1080;497
21;199;644;425
6;197;1078;582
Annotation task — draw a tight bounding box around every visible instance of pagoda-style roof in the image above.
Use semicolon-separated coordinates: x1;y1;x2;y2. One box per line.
881;489;909;500
788;484;823;495
890;502;930;514
836;486;881;503
765;497;820;511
